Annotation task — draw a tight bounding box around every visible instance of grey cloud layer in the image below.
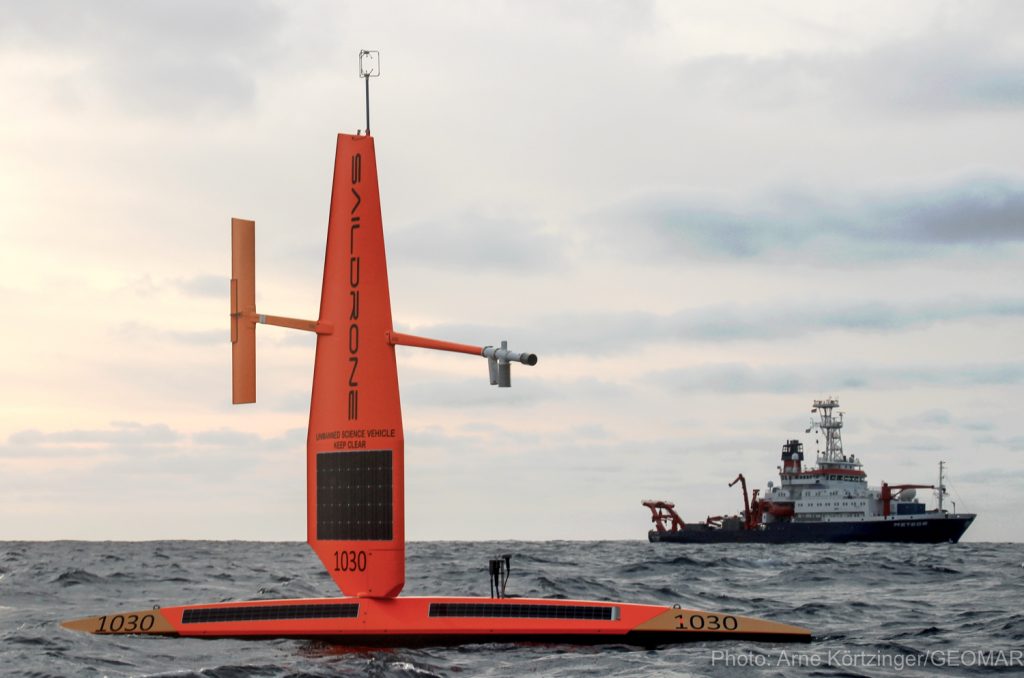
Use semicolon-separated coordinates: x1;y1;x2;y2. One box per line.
596;178;1024;262
676;17;1024;113
378;177;1024;273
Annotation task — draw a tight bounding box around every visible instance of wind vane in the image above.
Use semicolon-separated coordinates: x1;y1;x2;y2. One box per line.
359;50;380;135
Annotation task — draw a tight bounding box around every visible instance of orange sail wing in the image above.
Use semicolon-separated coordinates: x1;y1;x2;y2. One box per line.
307;134;405;598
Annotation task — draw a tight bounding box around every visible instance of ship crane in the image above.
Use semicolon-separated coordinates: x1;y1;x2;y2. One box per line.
729;474;750;521
728;474;762;530
642;499;685;532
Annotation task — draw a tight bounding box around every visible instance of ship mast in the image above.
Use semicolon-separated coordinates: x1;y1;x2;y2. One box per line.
938;460;946;512
810;397;844;463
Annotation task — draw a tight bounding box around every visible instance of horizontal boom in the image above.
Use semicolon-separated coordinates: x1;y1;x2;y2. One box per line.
389;332;536;387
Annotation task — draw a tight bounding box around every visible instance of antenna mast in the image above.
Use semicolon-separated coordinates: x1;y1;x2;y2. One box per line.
359;50;380;134
810;397;844;462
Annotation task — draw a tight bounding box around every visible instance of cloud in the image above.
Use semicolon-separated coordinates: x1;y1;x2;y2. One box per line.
955;467;1024;485
0;0;285;116
649;361;1024;395
7;421;181;449
593;177;1024;262
972;433;1024;452
191;428;265;448
400;375;547;410
173;275;225;298
114;321;223;346
397;369;629;411
877;180;1024;244
192;426;304;450
851;34;1024;111
0;422;301;460
899;409;952;427
675;19;1024;113
388;212;568;273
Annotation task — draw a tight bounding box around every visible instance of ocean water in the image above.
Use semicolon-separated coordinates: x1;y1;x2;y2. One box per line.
1;540;1022;677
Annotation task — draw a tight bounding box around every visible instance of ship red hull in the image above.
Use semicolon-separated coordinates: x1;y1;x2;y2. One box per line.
649;514;975;544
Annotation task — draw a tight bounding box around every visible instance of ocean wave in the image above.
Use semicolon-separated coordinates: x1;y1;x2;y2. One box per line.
50;568;102;587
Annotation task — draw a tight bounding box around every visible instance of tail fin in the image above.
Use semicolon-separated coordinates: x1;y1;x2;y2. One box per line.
230;218;256;404
307;134;405;598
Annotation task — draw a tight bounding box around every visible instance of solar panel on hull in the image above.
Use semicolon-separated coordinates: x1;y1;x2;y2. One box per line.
181;603;359;624
316;449;393;541
428;603;617;621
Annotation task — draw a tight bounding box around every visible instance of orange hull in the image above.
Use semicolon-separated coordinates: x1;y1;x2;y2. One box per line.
62;596;810;645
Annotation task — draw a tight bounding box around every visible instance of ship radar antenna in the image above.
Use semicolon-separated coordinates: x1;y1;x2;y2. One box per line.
359;49;380;135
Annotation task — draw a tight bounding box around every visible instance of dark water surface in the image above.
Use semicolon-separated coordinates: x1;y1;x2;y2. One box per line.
2;541;1022;677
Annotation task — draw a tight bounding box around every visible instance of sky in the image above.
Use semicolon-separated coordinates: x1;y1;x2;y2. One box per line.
1;0;1022;542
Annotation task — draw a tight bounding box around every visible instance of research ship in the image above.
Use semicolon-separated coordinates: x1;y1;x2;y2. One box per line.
644;398;976;544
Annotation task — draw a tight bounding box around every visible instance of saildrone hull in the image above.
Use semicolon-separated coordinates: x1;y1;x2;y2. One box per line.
61;596;811;645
